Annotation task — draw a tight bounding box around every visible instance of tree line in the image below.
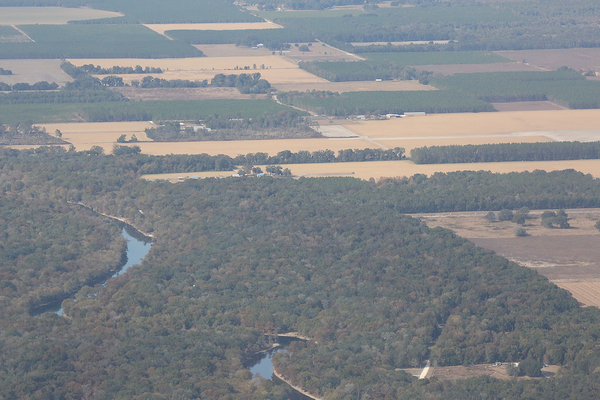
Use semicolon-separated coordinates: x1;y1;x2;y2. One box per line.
410;141;600;164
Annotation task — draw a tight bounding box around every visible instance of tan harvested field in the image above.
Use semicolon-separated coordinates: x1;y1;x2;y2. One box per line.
555;282;600;308
0;7;122;25
142;159;600;182
112;87;263;101
413;62;542;75
273;80;435;93
496;48;600;71
145;22;280;36
38;122;153;151
342;110;600;139
414;209;600;307
0;59;72;86
492;101;567;112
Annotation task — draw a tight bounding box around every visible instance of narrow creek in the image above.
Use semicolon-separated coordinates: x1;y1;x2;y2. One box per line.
31;224;152;316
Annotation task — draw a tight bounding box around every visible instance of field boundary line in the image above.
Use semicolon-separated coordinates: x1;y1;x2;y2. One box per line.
12;25;34;42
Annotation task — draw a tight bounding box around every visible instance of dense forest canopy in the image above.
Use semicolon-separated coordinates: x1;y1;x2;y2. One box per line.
1;147;600;398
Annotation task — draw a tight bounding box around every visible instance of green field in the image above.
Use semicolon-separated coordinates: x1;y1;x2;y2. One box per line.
0;24;202;59
364;51;512;66
0;99;304;124
166;28;314;45
432;70;600;108
0;0;261;23
278;90;493;116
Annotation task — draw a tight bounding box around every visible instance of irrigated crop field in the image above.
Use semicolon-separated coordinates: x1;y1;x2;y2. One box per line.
0;7;123;25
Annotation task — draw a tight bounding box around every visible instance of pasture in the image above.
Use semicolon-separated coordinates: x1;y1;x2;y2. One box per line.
113;87;263;101
0;7;122;25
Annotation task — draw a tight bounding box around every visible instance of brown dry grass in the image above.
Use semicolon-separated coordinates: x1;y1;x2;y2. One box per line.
273;80;435;93
0;59;72;86
0;6;122;25
555;282;600;307
144;22;280;36
496;48;600;71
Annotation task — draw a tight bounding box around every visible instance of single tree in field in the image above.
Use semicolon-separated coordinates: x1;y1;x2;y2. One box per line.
595;220;600;231
484;211;496;222
498;209;513;221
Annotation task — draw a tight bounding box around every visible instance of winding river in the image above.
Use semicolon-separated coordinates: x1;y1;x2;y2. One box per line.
31;225;152;316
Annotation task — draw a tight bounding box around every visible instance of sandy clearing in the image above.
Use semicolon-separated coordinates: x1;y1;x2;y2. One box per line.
69;57;298;70
273;80;436;92
341;110;600;139
555;282;600;308
141;159;600;182
144;22;280;36
0;7;122;25
109;68;328;85
0;59;72;86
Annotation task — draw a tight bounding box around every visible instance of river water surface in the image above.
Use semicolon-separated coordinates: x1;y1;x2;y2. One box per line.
31;225;152;316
